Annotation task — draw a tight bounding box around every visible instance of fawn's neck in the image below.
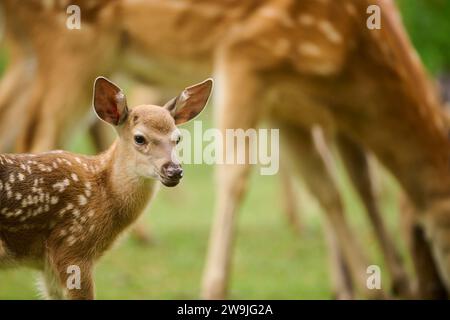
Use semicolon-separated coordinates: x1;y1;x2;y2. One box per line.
100;139;157;217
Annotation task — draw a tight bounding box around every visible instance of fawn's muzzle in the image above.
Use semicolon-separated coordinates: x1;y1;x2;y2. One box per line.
160;162;183;186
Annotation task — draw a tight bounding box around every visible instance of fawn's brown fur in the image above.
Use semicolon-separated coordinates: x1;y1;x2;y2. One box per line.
0;77;212;299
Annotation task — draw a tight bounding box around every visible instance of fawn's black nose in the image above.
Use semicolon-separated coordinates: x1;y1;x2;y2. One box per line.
162;162;183;180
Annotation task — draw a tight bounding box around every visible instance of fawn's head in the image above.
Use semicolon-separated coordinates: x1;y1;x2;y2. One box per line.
93;77;213;186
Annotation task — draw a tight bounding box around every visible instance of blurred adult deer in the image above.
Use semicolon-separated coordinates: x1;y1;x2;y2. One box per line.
0;0;122;153
1;0;438;299
120;0;420;299
0;77;212;299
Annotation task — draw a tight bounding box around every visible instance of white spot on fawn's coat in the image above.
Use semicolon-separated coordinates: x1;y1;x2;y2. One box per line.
53;179;70;192
78;195;87;206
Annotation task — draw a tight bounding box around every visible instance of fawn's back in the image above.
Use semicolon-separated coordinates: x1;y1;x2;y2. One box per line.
0;150;124;265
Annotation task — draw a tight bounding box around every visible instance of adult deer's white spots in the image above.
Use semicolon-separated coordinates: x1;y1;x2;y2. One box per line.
298;42;322;57
259;7;294;28
318;20;343;44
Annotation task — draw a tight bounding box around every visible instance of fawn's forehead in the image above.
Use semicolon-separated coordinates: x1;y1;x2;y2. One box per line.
129;105;176;134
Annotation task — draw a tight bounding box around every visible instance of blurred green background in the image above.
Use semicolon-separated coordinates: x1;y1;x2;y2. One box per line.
0;1;449;299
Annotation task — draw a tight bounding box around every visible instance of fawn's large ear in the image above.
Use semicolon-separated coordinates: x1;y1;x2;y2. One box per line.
164;78;213;125
93;77;128;126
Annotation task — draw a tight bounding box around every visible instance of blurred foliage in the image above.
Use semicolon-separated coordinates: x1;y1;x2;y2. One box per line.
398;0;450;74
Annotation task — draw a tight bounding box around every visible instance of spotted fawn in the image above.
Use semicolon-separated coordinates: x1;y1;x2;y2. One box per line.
0;76;213;299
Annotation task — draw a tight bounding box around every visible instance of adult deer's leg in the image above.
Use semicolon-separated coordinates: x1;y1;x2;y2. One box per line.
89;121;114;152
282;124;382;298
399;196;447;299
0;21;36;152
201;52;263;299
0;60;35;152
336;132;412;297
323;219;354;299
15;61;98;153
279;160;303;235
413;225;448;299
422;201;450;295
13;3;120;153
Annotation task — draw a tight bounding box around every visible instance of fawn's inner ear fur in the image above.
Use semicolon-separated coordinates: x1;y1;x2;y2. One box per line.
93;77;129;126
164;78;213;125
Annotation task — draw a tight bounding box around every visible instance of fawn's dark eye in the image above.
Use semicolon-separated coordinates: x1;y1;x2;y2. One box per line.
176;136;181;144
134;135;146;146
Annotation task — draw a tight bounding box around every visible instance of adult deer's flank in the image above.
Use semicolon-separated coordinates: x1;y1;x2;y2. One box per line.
0;77;213;299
